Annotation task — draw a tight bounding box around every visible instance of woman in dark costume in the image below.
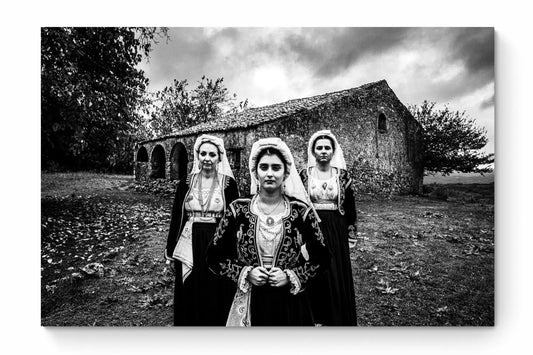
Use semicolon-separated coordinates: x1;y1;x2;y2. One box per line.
207;138;329;326
299;130;358;326
165;134;239;326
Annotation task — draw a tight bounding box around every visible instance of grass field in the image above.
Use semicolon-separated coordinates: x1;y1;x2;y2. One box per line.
423;172;494;185
41;173;494;326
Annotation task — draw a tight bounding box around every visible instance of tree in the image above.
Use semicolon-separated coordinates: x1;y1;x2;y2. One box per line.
409;101;494;175
149;79;192;136
41;27;168;172
149;76;249;137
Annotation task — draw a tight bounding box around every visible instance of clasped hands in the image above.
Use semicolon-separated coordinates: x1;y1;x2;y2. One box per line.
247;266;288;287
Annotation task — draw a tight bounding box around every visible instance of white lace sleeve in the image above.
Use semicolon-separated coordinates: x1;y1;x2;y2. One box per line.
284;269;302;295
238;266;253;293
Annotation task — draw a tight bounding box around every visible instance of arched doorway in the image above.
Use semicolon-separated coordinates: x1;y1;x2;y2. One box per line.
136;146;148;162
150;145;166;179
170;142;189;181
135;146;149;180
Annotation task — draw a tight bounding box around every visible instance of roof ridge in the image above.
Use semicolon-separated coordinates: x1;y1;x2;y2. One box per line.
221;79;387;119
145;79;389;143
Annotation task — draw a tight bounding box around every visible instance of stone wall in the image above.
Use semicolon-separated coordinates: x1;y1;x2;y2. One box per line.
214;86;423;195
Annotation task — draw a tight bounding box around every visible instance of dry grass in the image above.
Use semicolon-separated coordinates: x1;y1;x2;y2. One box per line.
353;188;493;326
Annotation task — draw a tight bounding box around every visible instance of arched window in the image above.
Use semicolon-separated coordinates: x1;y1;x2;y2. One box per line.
136;146;148;162
378;113;387;133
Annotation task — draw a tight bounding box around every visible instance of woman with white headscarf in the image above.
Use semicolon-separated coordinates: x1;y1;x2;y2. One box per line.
299;130;358;326
165;134;239;326
206;138;329;326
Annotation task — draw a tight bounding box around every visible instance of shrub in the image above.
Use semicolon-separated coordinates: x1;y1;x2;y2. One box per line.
428;186;449;201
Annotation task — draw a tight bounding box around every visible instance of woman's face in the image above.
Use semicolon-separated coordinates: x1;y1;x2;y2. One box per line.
313;138;334;164
198;142;220;172
256;153;287;193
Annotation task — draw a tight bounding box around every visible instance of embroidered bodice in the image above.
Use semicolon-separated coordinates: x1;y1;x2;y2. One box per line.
185;183;224;214
207;196;329;293
165;174;240;261
308;173;339;204
299;167;358;242
251;197;289;269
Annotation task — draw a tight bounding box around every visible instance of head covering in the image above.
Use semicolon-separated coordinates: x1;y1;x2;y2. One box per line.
307;130;346;170
249;138;309;204
191;134;234;179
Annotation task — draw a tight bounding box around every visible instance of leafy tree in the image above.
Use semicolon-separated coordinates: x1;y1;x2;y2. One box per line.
41;27;167;172
149;79;192;136
192;77;228;122
409;101;494;175
149;76;249;137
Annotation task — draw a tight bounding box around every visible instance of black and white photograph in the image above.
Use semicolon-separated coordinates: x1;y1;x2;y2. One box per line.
40;27;495;327
5;0;532;353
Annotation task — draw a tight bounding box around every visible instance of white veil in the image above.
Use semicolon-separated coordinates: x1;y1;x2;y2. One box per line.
191;134;235;179
307;130;347;170
248;138;312;206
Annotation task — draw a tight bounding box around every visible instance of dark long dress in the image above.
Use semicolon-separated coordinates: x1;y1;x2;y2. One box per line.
250;284;314;326
165;174;239;326
300;168;358;326
206;196;330;326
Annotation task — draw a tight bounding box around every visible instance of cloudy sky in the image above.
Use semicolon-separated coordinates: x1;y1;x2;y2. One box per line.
138;27;494;154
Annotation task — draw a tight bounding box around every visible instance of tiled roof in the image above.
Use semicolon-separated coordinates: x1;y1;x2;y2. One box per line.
143;80;389;143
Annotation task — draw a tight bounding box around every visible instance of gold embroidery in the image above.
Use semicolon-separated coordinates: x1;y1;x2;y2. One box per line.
218;260;242;283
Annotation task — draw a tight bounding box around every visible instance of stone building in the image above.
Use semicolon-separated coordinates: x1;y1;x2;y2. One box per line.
134;79;424;195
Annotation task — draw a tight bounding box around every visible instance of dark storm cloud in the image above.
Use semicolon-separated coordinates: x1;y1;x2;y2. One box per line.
145;27;494;107
398;27;494;103
480;94;494;110
303;28;414;77
445;28;494;101
284;27;494;99
151;28;494;86
146;28;218;89
448;28;494;78
241;28;414;78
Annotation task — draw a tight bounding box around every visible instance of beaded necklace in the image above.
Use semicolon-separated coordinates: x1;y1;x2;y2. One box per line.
197;173;218;216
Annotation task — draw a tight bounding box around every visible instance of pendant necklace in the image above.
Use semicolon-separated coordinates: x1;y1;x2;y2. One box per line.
313;166;332;190
257;197;283;226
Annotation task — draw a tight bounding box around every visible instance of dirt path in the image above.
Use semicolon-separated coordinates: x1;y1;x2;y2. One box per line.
41;173;494;326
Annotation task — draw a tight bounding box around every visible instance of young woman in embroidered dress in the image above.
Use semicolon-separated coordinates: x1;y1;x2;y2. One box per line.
207;138;329;326
299;129;359;326
165;135;239;326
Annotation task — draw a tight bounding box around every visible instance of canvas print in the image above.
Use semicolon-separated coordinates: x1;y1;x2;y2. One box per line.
41;27;494;326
